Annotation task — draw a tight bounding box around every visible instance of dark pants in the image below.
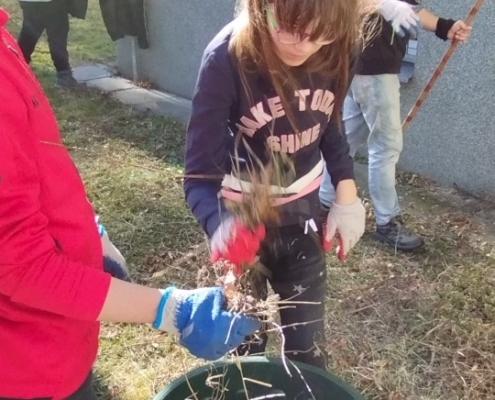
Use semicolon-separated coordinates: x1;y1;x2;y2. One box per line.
17;0;71;72
0;372;97;400
240;224;328;369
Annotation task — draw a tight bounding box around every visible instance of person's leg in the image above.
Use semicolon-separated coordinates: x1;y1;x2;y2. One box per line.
17;2;46;65
63;372;98;400
343;85;373;159
44;0;70;72
265;225;328;369
0;372;97;400
44;0;79;86
354;74;402;223
355;74;423;251
319;85;370;219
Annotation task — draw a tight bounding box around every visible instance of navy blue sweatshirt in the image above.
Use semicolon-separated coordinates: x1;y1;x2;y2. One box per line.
184;21;354;237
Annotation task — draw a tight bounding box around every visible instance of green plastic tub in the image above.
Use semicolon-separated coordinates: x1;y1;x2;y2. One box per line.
153;356;365;400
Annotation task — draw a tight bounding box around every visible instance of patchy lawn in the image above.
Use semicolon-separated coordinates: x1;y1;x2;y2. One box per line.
324;172;495;400
1;1;494;399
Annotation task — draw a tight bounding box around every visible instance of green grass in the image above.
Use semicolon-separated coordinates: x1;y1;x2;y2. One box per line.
1;1;494;398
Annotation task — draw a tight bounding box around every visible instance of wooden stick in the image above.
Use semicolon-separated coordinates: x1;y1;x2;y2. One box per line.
402;0;486;132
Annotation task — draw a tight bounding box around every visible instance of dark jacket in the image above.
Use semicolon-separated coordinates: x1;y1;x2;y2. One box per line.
357;0;419;75
99;0;149;49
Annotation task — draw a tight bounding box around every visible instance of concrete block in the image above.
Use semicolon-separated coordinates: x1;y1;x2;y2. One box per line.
73;64;192;123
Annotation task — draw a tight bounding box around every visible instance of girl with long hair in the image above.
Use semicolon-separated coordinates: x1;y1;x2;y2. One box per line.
184;0;418;368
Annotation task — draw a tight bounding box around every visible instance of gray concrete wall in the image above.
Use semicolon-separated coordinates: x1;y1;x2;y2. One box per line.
399;0;495;197
117;0;495;198
117;0;237;100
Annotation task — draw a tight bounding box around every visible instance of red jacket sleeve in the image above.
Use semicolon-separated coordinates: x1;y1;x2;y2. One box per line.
0;77;111;321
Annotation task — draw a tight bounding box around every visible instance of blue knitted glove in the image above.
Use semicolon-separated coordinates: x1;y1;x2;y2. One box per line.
96;217;131;282
153;287;261;360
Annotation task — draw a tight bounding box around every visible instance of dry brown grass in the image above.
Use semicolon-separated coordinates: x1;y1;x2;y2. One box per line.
37;87;495;399
76;111;494;400
319;171;495;400
143;169;495;400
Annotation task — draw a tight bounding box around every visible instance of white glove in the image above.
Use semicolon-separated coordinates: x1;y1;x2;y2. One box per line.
324;198;365;260
378;0;421;38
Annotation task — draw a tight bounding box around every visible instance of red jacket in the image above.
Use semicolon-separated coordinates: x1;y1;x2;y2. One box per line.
0;9;111;399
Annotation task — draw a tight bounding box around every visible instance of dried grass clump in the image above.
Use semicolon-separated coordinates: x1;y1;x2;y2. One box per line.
197;260;280;322
223;159;282;231
203;139;293;314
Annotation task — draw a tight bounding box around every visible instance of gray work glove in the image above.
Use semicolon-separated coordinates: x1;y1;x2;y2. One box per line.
323;198;365;260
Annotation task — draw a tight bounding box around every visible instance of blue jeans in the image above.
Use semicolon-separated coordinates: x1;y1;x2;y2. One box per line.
320;74;402;225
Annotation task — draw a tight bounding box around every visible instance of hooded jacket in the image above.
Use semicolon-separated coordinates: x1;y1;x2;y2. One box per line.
357;0;420;75
0;9;111;399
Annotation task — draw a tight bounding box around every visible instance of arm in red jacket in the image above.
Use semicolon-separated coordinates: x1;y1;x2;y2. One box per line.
0;79;111;321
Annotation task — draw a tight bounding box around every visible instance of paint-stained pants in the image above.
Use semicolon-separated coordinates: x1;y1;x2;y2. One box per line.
239;224;328;369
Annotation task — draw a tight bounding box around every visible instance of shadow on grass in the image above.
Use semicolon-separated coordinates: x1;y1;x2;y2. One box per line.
30;72;204;277
40;78;187;168
93;371;124;400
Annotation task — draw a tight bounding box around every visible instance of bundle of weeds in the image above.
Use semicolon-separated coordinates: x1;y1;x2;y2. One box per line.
198;136;296;318
224;152;288;230
197;259;280;322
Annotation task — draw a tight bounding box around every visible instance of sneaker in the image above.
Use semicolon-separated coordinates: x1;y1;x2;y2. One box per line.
55;70;79;87
374;216;424;251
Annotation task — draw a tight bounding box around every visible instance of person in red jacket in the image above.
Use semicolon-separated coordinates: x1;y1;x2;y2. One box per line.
0;9;259;400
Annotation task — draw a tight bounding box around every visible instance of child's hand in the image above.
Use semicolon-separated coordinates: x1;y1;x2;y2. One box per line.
153;287;261;360
448;21;472;42
97;219;131;282
324;198;365;261
210;216;265;275
379;0;420;38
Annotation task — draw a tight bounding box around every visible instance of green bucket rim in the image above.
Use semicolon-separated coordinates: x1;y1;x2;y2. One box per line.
152;356;366;400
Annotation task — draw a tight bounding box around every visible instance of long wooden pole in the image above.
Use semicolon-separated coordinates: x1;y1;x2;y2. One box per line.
401;0;486;132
